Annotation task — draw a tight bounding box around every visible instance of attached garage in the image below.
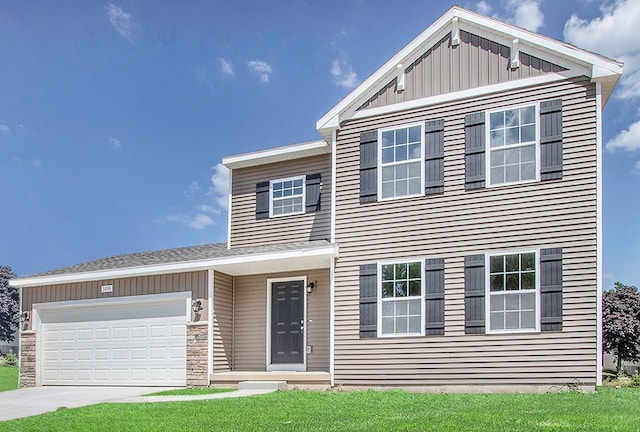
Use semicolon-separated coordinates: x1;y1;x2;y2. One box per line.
34;293;190;386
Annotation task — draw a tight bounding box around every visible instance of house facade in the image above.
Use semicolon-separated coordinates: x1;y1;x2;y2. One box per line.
10;7;622;391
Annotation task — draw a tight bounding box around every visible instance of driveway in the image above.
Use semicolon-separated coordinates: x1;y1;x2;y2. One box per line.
0;386;174;421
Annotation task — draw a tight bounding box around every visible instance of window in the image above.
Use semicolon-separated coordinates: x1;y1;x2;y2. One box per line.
269;176;305;217
379;123;424;199
487;251;538;332
379;261;424;336
487;104;538;186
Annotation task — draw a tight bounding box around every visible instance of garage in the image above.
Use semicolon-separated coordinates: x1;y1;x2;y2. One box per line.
35;293;189;386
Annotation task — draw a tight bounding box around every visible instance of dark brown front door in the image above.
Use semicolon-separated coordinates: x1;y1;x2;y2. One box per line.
270;280;304;365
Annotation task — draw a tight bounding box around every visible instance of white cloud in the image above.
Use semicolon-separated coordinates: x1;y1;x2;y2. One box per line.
198;204;219;214
109;137;122;149
0;124;9;133
165;213;214;230
474;1;492;15
564;0;640;99
105;3;136;40
209;163;229;210
634;160;640;173
330;58;360;89
247;60;273;83
606;119;640;152
507;0;544;32
186;181;199;195
220;58;234;77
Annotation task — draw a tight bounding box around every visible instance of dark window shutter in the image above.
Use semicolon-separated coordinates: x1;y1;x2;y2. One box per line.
360;130;378;203
540;99;563;180
465;112;486;190
305;173;321;212
359;264;377;338
540;247;563;331
425;119;445;195
255;181;270;219
464;254;485;334
425;258;445;335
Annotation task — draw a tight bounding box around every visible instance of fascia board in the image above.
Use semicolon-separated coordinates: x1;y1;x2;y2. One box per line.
222;140;330;169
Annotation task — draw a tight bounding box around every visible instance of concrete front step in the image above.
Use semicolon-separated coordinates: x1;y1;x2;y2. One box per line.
238;380;288;390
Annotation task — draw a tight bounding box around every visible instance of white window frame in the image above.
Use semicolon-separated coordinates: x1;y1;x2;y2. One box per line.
377;258;425;337
269;175;306;218
377;122;425;201
485;249;541;334
485;103;541;187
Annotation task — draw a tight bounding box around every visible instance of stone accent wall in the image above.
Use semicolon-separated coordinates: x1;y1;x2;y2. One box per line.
19;331;36;388
186;322;209;387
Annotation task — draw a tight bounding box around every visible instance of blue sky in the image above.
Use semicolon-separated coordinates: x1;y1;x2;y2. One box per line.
0;0;638;287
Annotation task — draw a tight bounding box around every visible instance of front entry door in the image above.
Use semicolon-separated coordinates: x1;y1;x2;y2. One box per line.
270;280;304;366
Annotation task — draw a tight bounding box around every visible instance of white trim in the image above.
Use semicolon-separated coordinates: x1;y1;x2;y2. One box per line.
484;249;541;334
10;244;339;287
510;39;520;69
269;175;306;218
330;130;337;244
377;122;425;201
266;276;307;372
485;102;540;188
595;82;603;386
222;140;330;169
451;17;460;46
227;168;233;250
329;257;335;387
376;258;426;338
208;268;214;376
396;64;405;91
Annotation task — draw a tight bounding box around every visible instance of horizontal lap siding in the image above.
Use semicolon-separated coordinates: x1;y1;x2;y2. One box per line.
232;269;330;372
230;154;331;248
360;30;564;110
213;271;233;372
335;77;598;386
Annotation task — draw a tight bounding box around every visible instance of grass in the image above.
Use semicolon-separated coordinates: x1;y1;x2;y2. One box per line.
0;367;18;393
144;388;235;396
0;387;639;431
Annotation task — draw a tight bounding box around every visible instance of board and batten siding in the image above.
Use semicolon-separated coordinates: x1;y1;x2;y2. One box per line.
22;271;208;330
232;269;330;372
213;271;233;372
360;30;565;111
334;76;598;387
230;154;331;248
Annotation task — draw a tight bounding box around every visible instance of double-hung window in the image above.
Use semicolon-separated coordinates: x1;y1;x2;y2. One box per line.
487;104;538;186
379;261;424;336
269;176;305;217
379;123;424;199
487;251;539;332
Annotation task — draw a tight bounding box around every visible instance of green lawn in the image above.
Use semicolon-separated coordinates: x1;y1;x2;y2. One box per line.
1;387;639;431
144;387;235;396
0;367;18;393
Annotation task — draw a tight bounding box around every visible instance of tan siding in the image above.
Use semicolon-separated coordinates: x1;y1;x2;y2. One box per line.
360;30;565;111
334;76;598;386
233;269;330;372
230;154;331;248
213;271;233;372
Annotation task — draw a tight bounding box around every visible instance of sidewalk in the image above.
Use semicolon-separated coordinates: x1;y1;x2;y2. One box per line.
118;389;276;403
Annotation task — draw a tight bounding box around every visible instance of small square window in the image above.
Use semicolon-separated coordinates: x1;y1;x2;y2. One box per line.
269;176;305;217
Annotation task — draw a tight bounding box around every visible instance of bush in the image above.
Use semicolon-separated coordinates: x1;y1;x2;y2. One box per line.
631;374;640;388
2;353;18;367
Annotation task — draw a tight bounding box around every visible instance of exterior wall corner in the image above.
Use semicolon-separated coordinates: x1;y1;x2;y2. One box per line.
186;322;209;387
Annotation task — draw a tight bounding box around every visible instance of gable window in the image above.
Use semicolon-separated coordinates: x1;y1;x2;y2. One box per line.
487;104;538;186
379;123;424;199
487;251;539;333
379;261;424;336
269;176;305;217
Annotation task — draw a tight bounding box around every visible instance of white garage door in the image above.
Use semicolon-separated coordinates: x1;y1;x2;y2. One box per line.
38;295;188;386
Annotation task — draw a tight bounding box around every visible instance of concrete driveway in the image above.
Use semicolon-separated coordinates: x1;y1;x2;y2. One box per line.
0;386;174;422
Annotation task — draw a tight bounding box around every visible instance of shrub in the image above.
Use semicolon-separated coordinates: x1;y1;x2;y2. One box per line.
2;353;18;367
631;374;640;388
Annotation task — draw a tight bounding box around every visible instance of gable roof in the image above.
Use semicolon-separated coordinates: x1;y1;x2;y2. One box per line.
316;5;623;141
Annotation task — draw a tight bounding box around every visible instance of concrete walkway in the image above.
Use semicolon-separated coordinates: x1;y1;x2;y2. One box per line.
0;387;273;422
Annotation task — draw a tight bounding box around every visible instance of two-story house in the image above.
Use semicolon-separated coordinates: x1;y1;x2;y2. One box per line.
11;6;622;392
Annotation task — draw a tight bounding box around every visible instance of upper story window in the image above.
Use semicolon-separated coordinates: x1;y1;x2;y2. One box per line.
378;123;425;200
269;176;305;217
487;251;539;333
486;104;539;186
379;260;424;336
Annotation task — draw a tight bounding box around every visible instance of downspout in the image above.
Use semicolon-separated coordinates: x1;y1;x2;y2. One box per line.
330;128;337;387
208;269;214;377
595;82;604;386
17;286;23;388
232;276;235;371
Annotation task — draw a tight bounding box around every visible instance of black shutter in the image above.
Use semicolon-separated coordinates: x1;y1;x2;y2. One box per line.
540;248;563;331
540;99;563;180
359;264;377;338
360;130;378;203
425;119;445;195
464;254;485;334
465;112;486;190
255;181;270;219
305;173;321;212
425;258;445;335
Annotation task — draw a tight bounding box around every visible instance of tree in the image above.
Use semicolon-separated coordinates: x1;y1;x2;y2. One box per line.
0;265;19;343
603;282;640;374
